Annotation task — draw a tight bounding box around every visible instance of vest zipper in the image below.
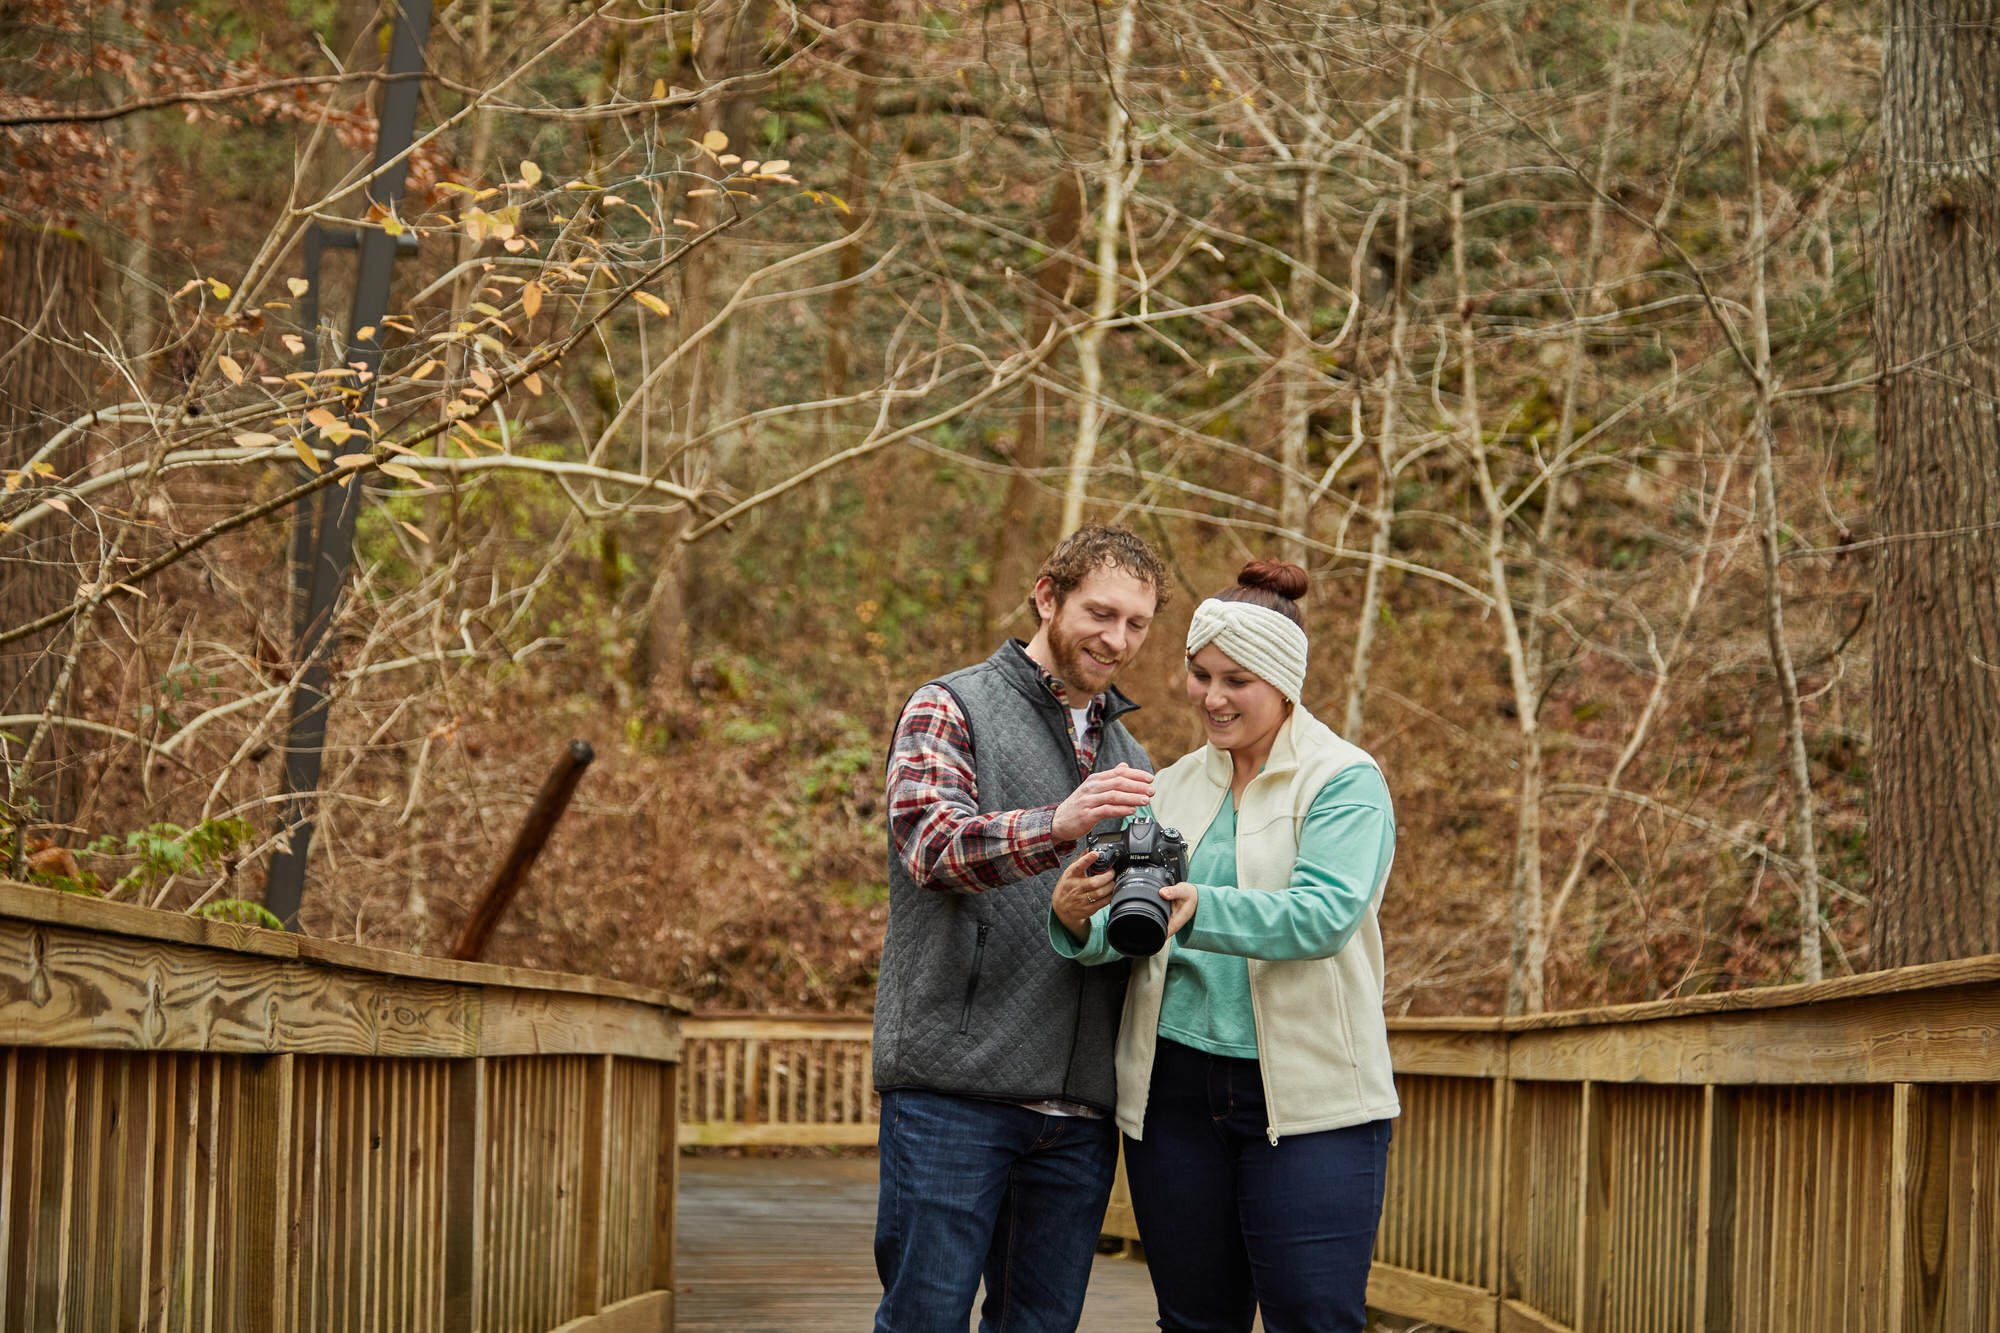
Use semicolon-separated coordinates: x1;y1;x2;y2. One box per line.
958;923;992;1034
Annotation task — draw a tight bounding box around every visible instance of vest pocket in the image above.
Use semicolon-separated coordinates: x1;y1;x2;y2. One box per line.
958;923;992;1034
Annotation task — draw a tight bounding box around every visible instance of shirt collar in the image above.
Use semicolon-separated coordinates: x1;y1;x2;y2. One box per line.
1007;639;1105;721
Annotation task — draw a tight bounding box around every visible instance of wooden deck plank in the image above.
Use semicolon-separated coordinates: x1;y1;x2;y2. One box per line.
673;1156;1161;1331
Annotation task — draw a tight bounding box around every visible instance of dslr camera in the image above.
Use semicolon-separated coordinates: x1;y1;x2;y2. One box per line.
1085;818;1189;957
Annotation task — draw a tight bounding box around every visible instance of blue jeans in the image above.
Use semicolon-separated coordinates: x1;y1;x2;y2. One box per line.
873;1089;1119;1333
1122;1039;1392;1333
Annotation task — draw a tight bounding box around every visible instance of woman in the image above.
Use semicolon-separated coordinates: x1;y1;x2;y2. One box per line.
1048;559;1398;1333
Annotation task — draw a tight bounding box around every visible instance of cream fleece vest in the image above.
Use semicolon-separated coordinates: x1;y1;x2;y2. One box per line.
1115;705;1401;1142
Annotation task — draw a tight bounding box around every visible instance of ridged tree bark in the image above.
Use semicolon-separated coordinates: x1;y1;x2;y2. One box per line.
1871;0;2000;966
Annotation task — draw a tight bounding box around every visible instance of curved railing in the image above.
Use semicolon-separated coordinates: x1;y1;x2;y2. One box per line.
679;959;2000;1333
0;881;683;1333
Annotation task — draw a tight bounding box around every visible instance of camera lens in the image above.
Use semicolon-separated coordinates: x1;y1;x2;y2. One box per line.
1105;864;1174;956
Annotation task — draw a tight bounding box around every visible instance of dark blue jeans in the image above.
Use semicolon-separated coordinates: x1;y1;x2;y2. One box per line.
873;1089;1119;1333
1122;1039;1392;1333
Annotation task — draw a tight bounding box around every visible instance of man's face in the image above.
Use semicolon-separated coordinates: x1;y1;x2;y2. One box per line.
1034;567;1158;698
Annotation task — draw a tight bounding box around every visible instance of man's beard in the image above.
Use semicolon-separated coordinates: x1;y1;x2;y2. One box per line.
1047;615;1118;697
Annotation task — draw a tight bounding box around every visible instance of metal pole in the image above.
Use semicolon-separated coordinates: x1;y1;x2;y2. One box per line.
265;0;435;929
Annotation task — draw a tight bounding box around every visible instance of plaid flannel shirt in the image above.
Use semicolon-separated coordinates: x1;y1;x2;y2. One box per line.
887;645;1104;893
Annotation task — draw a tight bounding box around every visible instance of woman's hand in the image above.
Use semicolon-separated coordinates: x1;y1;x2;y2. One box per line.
1159;882;1199;938
1052;849;1116;942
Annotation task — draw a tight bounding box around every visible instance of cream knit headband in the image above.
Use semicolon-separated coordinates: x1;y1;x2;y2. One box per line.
1185;598;1309;704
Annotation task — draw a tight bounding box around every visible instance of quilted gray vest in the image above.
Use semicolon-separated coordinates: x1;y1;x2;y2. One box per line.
872;642;1150;1111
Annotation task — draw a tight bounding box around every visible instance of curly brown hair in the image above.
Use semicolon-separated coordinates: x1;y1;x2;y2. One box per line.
1029;525;1169;624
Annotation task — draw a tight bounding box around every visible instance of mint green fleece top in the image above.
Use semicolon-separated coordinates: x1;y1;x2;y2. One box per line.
1050;764;1395;1058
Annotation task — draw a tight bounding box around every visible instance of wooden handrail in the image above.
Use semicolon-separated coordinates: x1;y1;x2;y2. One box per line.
679;956;2000;1333
0;881;683;1333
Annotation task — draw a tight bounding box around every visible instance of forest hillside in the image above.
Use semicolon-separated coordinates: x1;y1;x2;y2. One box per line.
1;0;1902;1015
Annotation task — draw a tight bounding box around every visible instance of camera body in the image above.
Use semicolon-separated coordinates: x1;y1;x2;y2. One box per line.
1086;818;1189;957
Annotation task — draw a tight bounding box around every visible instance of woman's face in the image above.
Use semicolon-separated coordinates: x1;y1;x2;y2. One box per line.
1185;643;1290;762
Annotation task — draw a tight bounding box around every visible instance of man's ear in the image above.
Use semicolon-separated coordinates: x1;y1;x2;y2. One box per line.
1031;576;1059;624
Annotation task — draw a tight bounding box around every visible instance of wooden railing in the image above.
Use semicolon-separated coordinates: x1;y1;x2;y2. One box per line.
0;881;683;1333
678;1013;875;1146
678;957;2000;1333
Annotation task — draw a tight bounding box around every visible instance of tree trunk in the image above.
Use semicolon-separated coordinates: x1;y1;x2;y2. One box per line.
1277;115;1325;570
1870;0;2000;966
1344;49;1421;741
1059;0;1138;537
0;222;104;840
635;0;772;692
1741;9;1822;981
982;168;1085;639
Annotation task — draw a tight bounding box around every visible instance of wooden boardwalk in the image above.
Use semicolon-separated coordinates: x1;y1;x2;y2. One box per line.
674;1155;1163;1331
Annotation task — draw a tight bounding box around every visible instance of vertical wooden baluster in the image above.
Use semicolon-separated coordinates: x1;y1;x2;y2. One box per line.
574;1053;613;1319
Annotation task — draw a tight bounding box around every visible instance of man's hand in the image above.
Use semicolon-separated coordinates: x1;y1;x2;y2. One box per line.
1159;882;1198;938
1050;763;1155;844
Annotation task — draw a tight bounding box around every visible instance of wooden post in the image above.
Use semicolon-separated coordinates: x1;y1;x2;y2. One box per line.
451;740;595;961
1576;1080;1607;1332
573;1053;614;1318
443;1058;487;1333
1887;1082;1950;1333
240;1054;296;1333
655;1062;680;1305
1486;1073;1511;1323
1692;1084;1737;1332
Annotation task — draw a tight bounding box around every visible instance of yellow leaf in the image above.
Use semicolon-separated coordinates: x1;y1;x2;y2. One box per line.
718;153;741;167
521;283;544;319
323;422;357;447
306;407;339;431
520;160;542;186
291;437;322;472
652;78;666;99
44;497;70;516
686;188;719;199
288;277;310;298
633;291;672;318
400;520;432;544
469;368;496;392
379;462;433;488
209;278;232;300
472;302;504;318
523;371;544;396
475;333;506;355
452;434;479;458
334;453;373;470
763;159;792;175
355;325;377;342
382;214;405;238
218;355;245;385
702;129;729;153
282;334;305;355
409;359;440;381
234;431;280;447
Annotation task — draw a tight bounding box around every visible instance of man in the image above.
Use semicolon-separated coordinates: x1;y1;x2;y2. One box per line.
873;524;1169;1332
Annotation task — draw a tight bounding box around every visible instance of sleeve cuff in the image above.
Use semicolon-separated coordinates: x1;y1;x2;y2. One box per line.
1048;907;1113;962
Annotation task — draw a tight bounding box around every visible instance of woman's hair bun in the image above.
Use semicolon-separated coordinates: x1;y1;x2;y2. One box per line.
1237;559;1309;602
